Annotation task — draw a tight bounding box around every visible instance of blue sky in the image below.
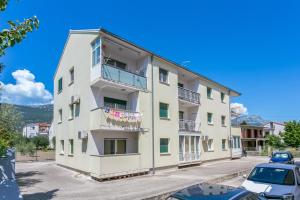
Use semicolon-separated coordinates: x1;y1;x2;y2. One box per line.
0;0;299;121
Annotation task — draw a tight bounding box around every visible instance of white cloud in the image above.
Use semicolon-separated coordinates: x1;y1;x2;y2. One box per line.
0;69;53;105
231;102;248;116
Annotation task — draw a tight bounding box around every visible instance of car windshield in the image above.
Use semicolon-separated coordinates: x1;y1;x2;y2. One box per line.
273;153;289;159
247;167;295;185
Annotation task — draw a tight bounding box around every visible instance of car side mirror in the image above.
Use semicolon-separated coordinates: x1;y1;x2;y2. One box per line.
242;174;247;179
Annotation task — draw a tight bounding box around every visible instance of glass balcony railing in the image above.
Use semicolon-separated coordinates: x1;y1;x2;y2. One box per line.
178;87;200;104
179;119;198;132
102;64;147;90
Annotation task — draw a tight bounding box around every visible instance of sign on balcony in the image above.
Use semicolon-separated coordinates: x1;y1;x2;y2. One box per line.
103;107;142;123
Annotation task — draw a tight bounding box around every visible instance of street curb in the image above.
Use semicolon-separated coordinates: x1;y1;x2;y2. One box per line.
142;168;251;200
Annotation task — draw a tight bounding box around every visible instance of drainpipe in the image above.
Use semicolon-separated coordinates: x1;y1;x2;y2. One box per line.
150;54;155;174
228;89;233;159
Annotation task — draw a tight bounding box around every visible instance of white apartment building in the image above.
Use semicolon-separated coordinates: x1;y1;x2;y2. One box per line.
53;28;241;180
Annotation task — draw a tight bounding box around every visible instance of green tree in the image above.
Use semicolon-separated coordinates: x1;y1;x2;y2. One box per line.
267;135;284;149
0;0;39;72
282;121;300;148
32;136;49;150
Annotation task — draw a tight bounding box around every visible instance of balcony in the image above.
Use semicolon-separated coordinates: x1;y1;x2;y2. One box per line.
90;153;149;179
102;64;147;90
178;87;200;105
90;107;143;132
179;119;199;133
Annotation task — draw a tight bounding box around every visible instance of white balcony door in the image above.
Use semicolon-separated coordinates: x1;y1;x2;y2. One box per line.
179;135;201;162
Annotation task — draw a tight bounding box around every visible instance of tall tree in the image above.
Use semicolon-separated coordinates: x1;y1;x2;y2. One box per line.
0;0;39;72
282;121;300;148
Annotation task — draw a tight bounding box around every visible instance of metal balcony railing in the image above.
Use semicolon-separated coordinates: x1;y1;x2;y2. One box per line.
179;119;198;132
178;87;200;104
179;152;201;162
102;64;147;90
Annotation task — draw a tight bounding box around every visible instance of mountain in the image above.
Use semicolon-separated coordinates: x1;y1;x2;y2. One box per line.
14;104;53;125
231;115;269;127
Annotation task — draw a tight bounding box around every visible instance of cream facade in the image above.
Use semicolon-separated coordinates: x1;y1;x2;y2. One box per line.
53;28;241;179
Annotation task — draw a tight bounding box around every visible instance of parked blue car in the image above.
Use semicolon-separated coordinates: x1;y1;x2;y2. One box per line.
167;183;266;200
269;151;294;164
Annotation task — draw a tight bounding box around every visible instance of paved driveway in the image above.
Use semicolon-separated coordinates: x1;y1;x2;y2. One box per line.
16;156;268;200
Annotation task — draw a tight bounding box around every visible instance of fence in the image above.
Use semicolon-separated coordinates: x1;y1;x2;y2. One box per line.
16;150;55;162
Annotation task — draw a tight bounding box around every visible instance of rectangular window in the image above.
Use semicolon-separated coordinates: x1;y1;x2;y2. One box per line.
69;104;74;120
233;136;241;149
207;87;212;99
178;83;184;88
179;111;184;120
92;39;100;67
58;109;62;123
221;92;225;103
69;67;74;84
221;116;226;126
105;57;126;70
160;138;169;153
159;103;169;119
159;68;168;84
222;139;226;151
104;97;127;110
207;112;213;124
69;139;74;155
58;78;63;93
208;139;214;151
60;140;64;154
104;139;127;155
82;139;87;153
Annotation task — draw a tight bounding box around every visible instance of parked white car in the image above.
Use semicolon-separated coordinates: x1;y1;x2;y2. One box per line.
242;163;300;199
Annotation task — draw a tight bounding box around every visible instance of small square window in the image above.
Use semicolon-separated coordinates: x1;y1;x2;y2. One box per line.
69;139;74;155
159;68;168;84
207;87;212;99
221;92;225;103
159;103;169;119
207;113;213;124
221;116;226;126
222;139;226;151
160;138;169;153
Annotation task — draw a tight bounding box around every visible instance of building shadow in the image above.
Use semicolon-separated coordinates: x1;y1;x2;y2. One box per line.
16;171;43;187
22;189;59;200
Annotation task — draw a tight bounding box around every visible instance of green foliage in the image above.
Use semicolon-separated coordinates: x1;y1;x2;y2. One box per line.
0;0;39;57
15;141;36;156
267;135;284;149
0;138;8;157
32;136;49;150
282;121;300;148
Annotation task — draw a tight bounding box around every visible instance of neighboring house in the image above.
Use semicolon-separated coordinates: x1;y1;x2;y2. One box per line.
53;28;241;180
263;121;285;137
22;123;51;138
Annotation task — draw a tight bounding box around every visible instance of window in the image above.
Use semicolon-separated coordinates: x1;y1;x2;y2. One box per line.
208;139;214;151
69;67;74;84
232;136;241;149
207;112;213;124
207;87;212;99
69;139;74;155
60;140;64;154
58;109;62;123
58;78;63;93
160;138;169;153
92;39;101;66
69;104;74;120
159;103;169;119
179;111;184;120
221;116;226;126
104;97;127;110
159;68;168;84
222;139;226;151
82;139;87;153
221;92;225;103
178;83;184;88
104;139;126;155
105;57;126;70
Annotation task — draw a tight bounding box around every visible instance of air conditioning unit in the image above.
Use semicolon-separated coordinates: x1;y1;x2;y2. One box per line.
78;131;88;139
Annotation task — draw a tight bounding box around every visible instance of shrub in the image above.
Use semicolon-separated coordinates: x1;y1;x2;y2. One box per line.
0;138;8;157
32;136;49;150
26;142;36;156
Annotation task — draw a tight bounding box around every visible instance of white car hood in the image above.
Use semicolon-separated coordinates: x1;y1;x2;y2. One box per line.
242;180;294;195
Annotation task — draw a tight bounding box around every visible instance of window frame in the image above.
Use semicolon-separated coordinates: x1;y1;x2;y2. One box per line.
159;68;169;84
207;87;213;99
222;139;226;151
92;38;101;67
69;104;74;120
69;67;74;85
159;102;169;119
221;92;225;103
221;115;226;127
208;139;214;151
69;139;74;155
104;139;127;155
160;138;170;154
58;77;63;94
207;112;213;125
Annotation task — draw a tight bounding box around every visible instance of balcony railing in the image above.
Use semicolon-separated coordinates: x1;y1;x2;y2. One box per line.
179;152;201;162
179;119;198;132
178;87;200;104
102;64;147;90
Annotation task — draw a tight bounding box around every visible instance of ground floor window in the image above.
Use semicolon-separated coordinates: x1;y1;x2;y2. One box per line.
60;140;64;154
104;139;127;155
222;139;226;151
208;139;214;151
233;136;241;149
160;138;169;153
